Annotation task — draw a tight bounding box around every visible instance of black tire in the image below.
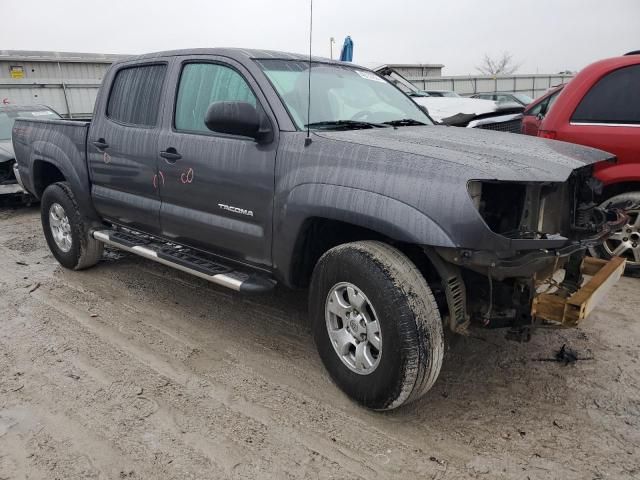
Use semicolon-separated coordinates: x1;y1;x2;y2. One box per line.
41;182;103;270
591;191;640;277
310;241;444;410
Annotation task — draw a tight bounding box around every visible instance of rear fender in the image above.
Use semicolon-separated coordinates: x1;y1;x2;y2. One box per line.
30;140;100;222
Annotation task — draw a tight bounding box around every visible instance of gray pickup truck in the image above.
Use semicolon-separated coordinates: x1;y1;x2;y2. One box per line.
12;49;627;410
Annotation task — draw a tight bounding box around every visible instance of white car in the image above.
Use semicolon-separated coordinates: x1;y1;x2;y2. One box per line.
373;66;524;132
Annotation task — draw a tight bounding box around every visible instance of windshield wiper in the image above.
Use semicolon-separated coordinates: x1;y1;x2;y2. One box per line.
382;118;427;127
305;120;388;130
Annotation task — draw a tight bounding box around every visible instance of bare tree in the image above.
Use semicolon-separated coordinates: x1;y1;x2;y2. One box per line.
476;52;521;76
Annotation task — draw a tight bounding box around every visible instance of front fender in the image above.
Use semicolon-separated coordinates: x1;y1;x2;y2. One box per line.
273;183;456;285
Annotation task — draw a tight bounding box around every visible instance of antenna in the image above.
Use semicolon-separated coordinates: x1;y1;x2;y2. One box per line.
304;0;313;147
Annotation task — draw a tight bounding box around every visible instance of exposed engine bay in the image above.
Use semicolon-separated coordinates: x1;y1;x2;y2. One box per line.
430;165;628;342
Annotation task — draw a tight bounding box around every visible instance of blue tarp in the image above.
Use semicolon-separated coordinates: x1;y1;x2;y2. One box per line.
340;36;353;62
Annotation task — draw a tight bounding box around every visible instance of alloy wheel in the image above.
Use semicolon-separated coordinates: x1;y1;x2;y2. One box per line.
49;202;73;252
325;282;382;375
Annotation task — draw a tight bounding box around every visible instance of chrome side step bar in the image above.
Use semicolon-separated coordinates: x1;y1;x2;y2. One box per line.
93;230;276;293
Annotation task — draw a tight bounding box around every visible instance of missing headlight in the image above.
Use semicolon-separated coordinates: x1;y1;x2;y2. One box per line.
468;180;570;239
468;181;527;235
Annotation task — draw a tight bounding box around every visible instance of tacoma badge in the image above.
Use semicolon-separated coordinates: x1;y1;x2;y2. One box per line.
218;203;254;217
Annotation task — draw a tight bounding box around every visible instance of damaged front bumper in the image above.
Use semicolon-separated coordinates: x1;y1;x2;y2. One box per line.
436;210;628;280
428;211;628;340
532;256;626;328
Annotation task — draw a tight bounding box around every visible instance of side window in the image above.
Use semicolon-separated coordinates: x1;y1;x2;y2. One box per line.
175;63;257;133
572;65;640;124
107;64;166;126
528;98;548;116
546;90;561;113
527;90;559;116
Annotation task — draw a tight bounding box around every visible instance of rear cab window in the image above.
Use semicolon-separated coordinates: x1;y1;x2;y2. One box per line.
572;64;640;125
107;64;167;126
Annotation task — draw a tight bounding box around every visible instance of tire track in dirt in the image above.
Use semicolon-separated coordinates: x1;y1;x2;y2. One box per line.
49;257;463;475
4;293;353;479
2;209;640;479
25;282;416;479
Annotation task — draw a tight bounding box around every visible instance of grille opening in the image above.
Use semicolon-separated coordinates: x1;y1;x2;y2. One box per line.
475;118;522;134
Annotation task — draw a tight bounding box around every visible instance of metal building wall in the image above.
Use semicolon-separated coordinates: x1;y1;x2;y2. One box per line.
0;51;124;117
410;74;574;99
391;65;444;79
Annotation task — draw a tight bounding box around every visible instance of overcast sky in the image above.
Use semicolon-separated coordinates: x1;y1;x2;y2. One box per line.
2;0;639;74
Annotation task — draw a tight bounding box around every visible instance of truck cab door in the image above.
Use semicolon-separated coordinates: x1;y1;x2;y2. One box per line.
156;57;277;269
88;61;169;235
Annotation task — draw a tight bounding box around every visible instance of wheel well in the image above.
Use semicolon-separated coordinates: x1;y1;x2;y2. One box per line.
289;217;451;325
601;181;640;201
289;217;444;291
33;160;65;198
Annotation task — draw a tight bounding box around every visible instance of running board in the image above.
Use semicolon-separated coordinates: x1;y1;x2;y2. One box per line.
93;229;276;293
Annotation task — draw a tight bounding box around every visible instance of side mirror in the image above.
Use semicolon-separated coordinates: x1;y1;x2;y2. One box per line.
205;101;271;142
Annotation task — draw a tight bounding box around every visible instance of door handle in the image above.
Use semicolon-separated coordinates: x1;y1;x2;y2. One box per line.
160;148;182;163
93;138;109;150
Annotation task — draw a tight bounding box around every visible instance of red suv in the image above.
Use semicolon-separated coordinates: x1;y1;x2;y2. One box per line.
522;53;640;275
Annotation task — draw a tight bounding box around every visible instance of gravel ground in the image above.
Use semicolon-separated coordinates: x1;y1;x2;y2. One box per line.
0;206;638;480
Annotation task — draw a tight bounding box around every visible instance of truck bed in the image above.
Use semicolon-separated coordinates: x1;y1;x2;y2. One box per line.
12;118;94;215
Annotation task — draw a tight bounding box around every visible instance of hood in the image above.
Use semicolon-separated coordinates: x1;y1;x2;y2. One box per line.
413;97;498;119
0;140;14;163
412;96;523;123
315;125;615;182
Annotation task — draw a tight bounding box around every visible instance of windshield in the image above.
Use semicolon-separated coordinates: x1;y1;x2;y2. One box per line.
513;93;533;104
0;108;59;140
256;60;433;129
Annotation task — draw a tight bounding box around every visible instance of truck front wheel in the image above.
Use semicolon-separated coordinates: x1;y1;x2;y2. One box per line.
41;182;103;270
309;241;444;410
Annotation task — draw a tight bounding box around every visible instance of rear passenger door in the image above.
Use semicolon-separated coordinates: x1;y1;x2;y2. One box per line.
157;57;278;268
88;61;168;234
562;65;640;165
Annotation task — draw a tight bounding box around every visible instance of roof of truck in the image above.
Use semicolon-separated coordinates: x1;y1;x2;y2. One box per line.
116;48;346;65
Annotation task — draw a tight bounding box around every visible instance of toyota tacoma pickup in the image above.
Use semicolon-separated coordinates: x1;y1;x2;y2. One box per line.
12;49;628;410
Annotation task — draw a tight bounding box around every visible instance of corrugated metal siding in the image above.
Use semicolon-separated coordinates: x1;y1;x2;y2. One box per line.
393;66;443;79
0;61;110;82
0;53;117;117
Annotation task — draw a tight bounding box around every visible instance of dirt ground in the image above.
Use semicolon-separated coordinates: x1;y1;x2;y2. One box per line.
0;206;638;480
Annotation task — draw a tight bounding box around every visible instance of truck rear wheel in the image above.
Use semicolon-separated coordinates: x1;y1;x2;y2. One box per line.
591;192;640;277
309;241;444;410
41;182;103;270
